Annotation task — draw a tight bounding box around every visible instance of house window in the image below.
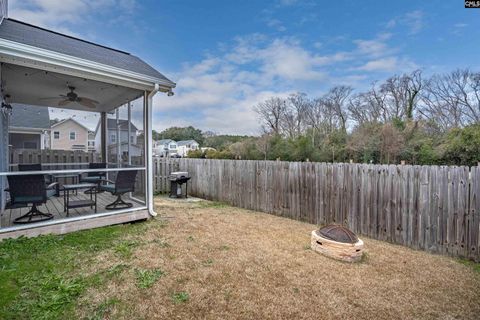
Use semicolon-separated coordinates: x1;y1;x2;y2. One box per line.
170;144;177;149
53;131;60;139
69;132;76;140
88;141;95;147
111;135;116;143
23;141;37;149
130;136;134;143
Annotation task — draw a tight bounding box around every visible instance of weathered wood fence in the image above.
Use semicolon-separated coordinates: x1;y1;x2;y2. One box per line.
154;158;480;261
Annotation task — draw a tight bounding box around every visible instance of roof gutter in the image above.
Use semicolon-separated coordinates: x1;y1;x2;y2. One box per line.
147;83;160;217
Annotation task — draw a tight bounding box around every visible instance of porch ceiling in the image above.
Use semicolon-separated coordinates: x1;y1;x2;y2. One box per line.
2;63;144;112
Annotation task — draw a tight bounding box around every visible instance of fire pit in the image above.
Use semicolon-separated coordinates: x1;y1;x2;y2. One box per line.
311;225;363;262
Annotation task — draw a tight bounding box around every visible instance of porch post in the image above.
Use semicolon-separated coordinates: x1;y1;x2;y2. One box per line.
100;112;107;163
116;107;120;167
144;91;155;215
127;101;132;166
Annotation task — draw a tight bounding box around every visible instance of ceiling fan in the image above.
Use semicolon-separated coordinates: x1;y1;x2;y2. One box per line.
41;86;99;108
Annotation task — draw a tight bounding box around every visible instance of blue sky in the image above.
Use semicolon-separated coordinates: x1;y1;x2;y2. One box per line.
8;0;480;134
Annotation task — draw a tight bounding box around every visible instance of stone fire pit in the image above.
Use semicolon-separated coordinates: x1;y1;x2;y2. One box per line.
311;225;364;262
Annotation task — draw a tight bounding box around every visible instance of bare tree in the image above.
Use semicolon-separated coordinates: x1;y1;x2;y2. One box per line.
254;97;286;135
324;86;352;132
419;69;480;130
381;70;423;121
282;93;310;138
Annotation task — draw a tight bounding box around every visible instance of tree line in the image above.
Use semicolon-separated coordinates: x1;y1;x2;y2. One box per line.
168;68;480;166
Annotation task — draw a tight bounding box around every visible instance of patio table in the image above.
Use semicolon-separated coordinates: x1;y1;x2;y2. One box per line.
63;183;97;216
51;174;79;196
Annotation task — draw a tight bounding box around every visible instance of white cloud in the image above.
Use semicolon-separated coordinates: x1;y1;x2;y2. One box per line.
357;57;398;72
354;33;393;58
153;32;418;134
9;0;136;36
386;10;425;35
357;56;417;72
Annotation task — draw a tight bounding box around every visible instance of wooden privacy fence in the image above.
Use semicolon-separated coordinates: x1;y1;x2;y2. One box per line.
154;158;480;261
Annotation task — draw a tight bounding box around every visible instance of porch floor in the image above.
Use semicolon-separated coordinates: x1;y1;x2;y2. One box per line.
1;192;145;228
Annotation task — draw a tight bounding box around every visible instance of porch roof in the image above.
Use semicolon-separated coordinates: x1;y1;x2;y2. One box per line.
0;18;174;87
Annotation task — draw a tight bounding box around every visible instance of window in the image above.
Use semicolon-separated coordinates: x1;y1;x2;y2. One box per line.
170;144;177;149
111;135;116;143
130;136;134;143
23;141;37;149
88;140;95;147
53;131;60;139
69;132;76;140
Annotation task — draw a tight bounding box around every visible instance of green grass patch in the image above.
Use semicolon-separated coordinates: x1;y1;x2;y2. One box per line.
135;268;165;289
458;258;480;273
0;223;148;319
114;240;141;259
172;292;189;304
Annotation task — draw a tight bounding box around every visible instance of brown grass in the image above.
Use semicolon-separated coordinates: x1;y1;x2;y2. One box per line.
77;197;480;320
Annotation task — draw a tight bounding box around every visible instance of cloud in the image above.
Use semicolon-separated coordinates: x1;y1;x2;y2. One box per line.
386;10;425;35
354;33;393;58
404;10;424;34
266;18;286;32
9;0;136;36
357;56;417;72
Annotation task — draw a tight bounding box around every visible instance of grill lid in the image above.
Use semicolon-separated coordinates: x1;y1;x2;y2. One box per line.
317;225;359;244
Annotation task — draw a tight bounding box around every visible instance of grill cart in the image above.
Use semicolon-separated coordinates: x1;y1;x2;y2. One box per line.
169;172;191;198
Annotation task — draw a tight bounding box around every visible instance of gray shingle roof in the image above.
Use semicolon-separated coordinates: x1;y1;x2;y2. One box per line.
0;18;173;84
177;140;199;146
10;104;50;129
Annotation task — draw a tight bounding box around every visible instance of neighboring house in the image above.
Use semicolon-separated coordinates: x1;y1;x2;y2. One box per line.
87;131;95;152
153;139;177;157
9;104;50;150
50;118;90;151
177;140;200;157
94;118;140;157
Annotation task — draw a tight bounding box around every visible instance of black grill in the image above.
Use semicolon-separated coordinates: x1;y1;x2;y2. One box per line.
169;172;191;198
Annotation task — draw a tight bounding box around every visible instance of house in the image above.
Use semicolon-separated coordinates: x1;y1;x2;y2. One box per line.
94;119;138;150
94;118;141;157
88;131;95;152
50;118;91;151
153;139;178;157
0;0;176;239
8;104;50;150
177;140;200;157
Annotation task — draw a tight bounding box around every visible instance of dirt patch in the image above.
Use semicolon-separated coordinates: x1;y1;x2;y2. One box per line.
78;197;480;320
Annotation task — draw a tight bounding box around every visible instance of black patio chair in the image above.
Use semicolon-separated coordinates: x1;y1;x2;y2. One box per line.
99;170;137;210
79;162;107;194
18;163;53;187
6;174;58;224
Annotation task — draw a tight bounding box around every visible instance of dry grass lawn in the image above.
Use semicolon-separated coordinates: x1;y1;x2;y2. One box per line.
77;197;480;320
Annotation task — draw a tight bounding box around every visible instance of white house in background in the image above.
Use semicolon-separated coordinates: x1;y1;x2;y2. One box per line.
177;140;200;157
94;118;142;157
51;118;90;151
153;139;177;157
87;131;95;151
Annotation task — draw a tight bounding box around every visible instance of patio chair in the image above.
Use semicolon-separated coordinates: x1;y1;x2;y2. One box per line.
6;174;58;224
79;162;107;194
19;163;53;186
99;170;137;210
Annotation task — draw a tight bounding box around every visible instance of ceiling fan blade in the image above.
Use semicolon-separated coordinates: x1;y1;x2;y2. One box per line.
78;97;99;104
39;94;68;101
77;99;96;109
58;100;71;106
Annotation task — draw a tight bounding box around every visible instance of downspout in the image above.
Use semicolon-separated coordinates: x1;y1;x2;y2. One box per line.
146;84;159;216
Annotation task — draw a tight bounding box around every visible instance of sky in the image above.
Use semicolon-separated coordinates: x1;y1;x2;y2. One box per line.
7;0;480;135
